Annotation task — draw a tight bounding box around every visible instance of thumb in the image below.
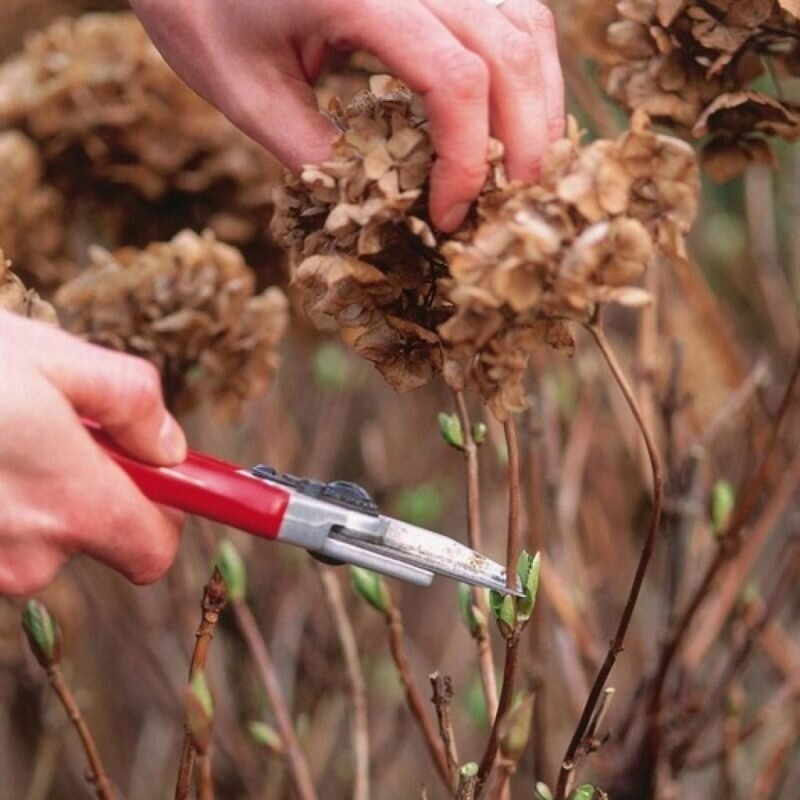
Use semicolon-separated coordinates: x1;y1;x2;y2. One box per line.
27;322;186;466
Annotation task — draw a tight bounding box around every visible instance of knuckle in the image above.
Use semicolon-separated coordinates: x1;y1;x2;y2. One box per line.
121;357;163;417
529;4;556;36
441;51;489;102
129;523;180;585
499;33;538;77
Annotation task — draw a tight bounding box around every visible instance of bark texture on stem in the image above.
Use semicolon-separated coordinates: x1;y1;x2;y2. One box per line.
47;666;114;800
317;567;370;800
554;324;664;800
454;390;499;719
234;601;318;800
385;605;451;787
175;568;226;800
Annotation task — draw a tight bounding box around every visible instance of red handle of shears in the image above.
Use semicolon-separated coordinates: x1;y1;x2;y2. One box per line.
84;423;289;540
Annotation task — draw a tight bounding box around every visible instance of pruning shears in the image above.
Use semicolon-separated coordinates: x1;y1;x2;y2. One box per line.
86;424;521;595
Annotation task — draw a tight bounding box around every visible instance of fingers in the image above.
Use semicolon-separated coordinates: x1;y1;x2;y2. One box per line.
323;0;490;231
220;67;338;172
74;464;185;585
21;319;186;466
425;0;550;183
500;0;565;143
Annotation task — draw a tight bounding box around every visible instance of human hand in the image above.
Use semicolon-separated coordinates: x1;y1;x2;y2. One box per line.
0;312;186;596
130;0;564;231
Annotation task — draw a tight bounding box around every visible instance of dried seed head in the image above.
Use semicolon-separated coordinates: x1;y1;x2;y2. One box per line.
279;78;698;420
54;230;288;415
601;0;800;181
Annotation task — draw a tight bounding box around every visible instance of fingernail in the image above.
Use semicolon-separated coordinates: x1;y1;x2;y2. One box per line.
159;415;187;463
440;201;472;232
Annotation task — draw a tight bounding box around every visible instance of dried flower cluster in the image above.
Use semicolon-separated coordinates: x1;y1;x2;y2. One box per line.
273;74;452;392
441;110;699;417
603;0;800;180
0;246;57;322
55;230;288;414
0;130;67;285
0;12;280;244
275;78;699;419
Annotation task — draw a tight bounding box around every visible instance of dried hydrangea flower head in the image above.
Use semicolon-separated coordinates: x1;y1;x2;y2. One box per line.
273;74;472;393
603;0;800;180
0;247;57;323
55;230;288;415
0;12;280;244
277;78;699;419
0;130;66;286
441;111;699;418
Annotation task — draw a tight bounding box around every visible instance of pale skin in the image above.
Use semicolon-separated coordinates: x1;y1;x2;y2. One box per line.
1;0;564;596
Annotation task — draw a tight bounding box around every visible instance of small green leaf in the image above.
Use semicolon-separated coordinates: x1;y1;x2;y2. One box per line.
394;484;444;528
471;422;488;445
489;590;516;639
570;785;597;800
313;341;353;392
22;600;61;668
216;539;247;601
711;479;735;535
499;692;535;762
458;583;486;639
516;551;541;623
459;762;478;779
186;671;214;752
248;721;285;755
351;567;391;615
535;782;554;800
438;412;464;450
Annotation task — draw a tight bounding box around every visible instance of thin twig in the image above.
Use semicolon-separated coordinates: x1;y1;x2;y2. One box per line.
317;567;370;800
233;600;318;800
195;751;214;800
456;768;479;800
454;390;499;719
429;672;460;786
46;667;114;800
385;604;451;787
554;323;664;800
477;417;525;794
175;568;227;800
504;420;522;591
648;349;800;715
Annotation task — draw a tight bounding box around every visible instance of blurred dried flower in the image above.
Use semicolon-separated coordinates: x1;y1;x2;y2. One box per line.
55;230;288;415
603;0;800;180
0;130;67;286
277;78;698;419
0;12;281;244
0;246;57;323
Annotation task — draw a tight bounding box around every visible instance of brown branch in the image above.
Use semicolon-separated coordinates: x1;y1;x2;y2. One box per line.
554;323;664;800
233;600;318;800
317;567;370;800
175;568;227;800
504;420;522;591
648;349;800;714
429;672;460;786
385;604;451;788
671;541;800;770
195;751;214;800
46;666;114;800
477;418;524;794
454;390;499;719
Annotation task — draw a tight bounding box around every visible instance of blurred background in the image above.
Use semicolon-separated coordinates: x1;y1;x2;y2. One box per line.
0;1;798;799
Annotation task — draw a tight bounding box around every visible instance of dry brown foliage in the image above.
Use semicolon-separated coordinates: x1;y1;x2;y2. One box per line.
603;0;800;179
275;77;699;419
55;230;288;413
